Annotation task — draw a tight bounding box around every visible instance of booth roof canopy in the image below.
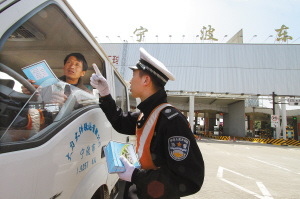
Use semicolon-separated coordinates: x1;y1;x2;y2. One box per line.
101;43;300;97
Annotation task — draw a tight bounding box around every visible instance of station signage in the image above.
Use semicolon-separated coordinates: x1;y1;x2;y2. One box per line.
288;98;300;106
271;115;279;128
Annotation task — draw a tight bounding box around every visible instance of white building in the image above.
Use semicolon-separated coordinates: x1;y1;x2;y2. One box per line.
101;43;300;140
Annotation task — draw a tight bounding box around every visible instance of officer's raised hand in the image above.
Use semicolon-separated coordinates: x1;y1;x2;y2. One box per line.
90;63;110;96
118;156;135;182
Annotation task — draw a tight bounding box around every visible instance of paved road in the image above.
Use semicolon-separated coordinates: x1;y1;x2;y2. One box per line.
183;138;300;199
117;138;300;198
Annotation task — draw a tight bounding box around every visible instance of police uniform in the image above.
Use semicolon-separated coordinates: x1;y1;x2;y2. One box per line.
99;48;204;199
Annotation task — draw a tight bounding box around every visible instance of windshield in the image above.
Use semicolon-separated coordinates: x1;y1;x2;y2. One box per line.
0;78;98;144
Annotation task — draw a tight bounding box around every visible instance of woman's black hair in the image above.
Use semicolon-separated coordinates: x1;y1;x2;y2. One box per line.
64;53;88;71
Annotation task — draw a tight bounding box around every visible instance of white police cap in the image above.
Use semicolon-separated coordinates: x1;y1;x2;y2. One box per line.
129;48;175;86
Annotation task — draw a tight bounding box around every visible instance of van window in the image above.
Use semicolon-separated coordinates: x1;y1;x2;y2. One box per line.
0;3;105;86
114;72;128;112
0;3;105;151
0;78;98;143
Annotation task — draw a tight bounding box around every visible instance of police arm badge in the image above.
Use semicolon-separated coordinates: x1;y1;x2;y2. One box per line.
168;136;190;161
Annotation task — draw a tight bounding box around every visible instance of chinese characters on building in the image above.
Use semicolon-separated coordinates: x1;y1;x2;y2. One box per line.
275;25;293;43
200;25;218;42
103;24;295;44
108;56;119;65
133;26;148;42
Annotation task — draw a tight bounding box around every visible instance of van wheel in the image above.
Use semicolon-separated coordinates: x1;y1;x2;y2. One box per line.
91;185;109;199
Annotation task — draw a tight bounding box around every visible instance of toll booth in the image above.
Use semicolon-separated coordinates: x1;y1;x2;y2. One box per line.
194;124;199;135
286;126;294;139
214;126;219;135
259;129;268;139
219;125;223;136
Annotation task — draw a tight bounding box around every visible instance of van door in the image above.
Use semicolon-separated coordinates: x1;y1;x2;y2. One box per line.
0;1;128;198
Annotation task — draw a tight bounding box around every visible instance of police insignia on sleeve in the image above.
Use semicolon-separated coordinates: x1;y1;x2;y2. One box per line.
168;136;190;161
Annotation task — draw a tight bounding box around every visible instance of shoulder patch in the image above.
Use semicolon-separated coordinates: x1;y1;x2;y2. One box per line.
168;136;190;161
161;107;179;120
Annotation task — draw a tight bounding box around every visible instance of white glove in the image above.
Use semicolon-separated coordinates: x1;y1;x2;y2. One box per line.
118;156;136;182
90;63;110;96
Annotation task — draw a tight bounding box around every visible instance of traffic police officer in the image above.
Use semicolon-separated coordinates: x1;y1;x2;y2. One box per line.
90;48;204;199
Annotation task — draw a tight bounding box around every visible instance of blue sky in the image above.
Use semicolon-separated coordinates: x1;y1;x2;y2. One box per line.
68;0;300;44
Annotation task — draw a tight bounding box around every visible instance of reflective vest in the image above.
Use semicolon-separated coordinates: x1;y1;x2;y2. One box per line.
136;103;172;170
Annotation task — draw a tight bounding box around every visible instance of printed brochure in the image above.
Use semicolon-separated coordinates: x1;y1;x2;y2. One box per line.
104;141;141;173
22;60;57;87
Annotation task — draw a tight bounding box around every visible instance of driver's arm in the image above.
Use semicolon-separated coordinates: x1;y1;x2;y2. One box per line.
21;79;67;105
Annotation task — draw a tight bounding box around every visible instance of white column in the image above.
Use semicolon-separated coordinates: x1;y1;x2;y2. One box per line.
297;116;300;141
275;100;281;139
216;114;220;126
189;95;195;132
183;111;188;117
281;97;287;140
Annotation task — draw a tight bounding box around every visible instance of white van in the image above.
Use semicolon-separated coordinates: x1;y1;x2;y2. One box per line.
0;0;129;198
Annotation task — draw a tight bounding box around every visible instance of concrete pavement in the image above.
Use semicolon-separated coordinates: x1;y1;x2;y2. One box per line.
117;137;300;198
184;138;300;199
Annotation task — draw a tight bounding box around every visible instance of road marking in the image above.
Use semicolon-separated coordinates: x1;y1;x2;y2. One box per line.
219;178;264;198
217;166;273;199
256;182;273;198
217;166;255;180
213;139;227;142
248;157;292;173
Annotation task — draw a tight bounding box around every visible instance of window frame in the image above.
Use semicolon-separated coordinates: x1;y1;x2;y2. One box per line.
114;71;129;112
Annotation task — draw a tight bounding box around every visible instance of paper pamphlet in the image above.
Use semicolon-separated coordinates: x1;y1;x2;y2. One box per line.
104;140;141;173
22;60;57;87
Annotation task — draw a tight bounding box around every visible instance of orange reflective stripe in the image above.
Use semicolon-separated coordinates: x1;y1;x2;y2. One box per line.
136;103;172;170
136;126;156;170
37;109;45;129
27;113;32;130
